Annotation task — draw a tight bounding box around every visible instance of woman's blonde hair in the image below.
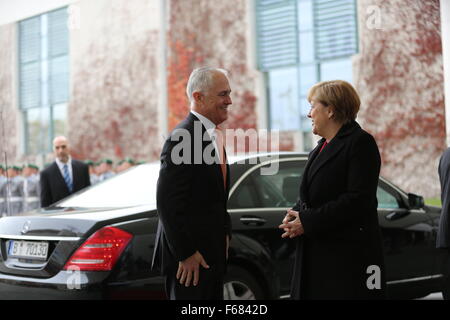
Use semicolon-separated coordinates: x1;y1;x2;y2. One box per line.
307;80;360;124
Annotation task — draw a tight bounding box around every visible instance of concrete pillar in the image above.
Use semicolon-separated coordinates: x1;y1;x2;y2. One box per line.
158;0;168;138
441;0;450;145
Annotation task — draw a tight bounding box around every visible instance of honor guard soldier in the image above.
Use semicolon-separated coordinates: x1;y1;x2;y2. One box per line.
5;166;24;216
23;164;41;212
85;160;99;185
98;159;115;182
116;158;135;173
0;165;6;217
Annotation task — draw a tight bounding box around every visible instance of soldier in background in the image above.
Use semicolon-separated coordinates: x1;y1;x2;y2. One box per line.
95;160;105;181
115;160;123;173
94;161;101;179
0;165;6;217
5;166;24;216
98;159;115;182
31;165;40;176
85;160;99;185
23;164;40;212
116;158;135;173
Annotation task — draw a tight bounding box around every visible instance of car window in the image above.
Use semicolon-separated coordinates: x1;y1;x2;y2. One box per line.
227;175;259;208
377;185;400;209
229;159;305;209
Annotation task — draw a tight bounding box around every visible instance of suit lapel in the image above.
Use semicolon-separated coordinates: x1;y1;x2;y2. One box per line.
210;137;228;198
300;140;323;202
203;133;225;191
190;114;228;198
306;121;360;186
225;150;230;193
71;161;78;190
307;138;345;185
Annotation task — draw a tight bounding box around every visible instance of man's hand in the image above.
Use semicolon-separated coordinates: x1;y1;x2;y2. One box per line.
177;251;209;287
279;209;304;238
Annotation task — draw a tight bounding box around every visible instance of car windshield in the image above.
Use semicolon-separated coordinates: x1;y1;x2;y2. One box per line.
57;163;160;208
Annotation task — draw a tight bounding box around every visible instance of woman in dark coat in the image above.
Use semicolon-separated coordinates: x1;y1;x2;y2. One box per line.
279;80;386;300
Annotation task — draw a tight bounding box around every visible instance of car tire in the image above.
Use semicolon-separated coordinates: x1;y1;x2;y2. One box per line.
223;265;264;300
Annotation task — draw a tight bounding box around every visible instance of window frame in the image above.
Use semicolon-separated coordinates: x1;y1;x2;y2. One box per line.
377;179;408;210
18;7;69;155
228;157;307;210
256;0;359;142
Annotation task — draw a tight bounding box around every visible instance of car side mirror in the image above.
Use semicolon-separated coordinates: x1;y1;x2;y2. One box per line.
408;193;424;209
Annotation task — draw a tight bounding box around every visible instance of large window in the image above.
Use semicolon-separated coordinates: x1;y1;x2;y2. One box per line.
229;159;305;209
256;0;358;150
19;7;69;154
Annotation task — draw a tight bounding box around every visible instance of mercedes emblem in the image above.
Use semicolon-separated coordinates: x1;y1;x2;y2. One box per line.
21;220;31;234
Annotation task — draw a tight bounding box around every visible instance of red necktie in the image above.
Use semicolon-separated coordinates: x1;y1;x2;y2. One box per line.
319;141;328;153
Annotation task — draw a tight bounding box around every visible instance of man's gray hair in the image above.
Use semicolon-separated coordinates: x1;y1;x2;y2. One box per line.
186;67;229;103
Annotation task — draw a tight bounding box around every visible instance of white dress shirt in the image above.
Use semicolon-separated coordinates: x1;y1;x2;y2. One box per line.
190;110;222;161
55;157;73;183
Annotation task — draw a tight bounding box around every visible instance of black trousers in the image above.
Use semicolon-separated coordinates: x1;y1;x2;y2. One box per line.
165;265;224;300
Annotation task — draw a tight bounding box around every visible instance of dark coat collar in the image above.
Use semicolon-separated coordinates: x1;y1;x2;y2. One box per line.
304;121;361;190
315;120;361;146
182;112;214;142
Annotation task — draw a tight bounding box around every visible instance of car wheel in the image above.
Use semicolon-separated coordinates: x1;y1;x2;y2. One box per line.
223;265;264;300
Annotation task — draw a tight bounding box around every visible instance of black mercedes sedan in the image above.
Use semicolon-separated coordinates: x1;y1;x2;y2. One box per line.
0;153;448;299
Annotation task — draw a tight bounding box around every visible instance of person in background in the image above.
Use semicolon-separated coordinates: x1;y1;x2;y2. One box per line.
98;159;115;182
40;136;91;207
0;165;6;217
115;159;124;173
279;80;386;300
85;160;99;185
437;147;450;299
94;161;101;178
5;166;24;216
116;158;135;173
30;165;40;176
23;164;40;212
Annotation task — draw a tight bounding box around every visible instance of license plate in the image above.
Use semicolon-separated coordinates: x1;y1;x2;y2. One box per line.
8;240;49;260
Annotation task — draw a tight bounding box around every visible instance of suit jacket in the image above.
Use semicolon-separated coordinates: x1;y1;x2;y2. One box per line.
290;120;386;299
437;147;450;248
152;113;232;274
40;159;91;207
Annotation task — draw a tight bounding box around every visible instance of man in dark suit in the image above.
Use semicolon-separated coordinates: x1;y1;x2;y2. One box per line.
438;147;450;299
40;136;91;207
152;67;232;300
438;147;450;251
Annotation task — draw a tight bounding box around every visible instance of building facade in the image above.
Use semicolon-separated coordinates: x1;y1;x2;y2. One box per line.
0;0;447;198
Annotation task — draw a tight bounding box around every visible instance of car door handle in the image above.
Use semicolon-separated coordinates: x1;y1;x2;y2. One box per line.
240;216;266;226
385;211;410;221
